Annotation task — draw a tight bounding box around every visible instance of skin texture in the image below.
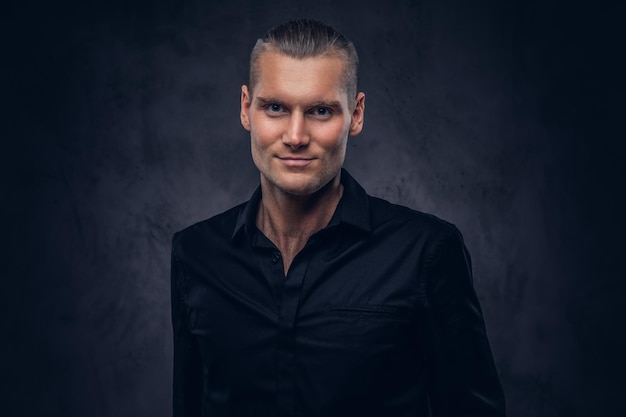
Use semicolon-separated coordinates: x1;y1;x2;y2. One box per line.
240;51;365;197
240;51;365;273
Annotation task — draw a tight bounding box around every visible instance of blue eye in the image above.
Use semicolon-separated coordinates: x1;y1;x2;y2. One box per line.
313;107;332;117
268;104;282;112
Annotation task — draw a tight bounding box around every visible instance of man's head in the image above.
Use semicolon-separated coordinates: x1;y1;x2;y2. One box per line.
240;20;365;197
248;19;359;101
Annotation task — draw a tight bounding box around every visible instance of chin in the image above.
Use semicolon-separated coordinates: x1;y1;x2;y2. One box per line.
277;179;322;196
269;172;328;197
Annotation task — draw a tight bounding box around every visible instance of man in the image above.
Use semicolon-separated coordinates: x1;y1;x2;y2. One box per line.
171;19;505;417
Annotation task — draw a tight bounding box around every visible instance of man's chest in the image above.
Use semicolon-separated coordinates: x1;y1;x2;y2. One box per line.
181;233;430;357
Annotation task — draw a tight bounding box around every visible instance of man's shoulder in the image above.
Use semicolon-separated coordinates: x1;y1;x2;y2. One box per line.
172;202;246;253
366;195;458;240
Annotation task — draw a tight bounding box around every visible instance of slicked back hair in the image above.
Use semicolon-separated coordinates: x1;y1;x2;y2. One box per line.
248;19;359;102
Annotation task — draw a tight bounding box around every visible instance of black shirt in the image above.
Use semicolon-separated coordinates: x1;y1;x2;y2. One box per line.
171;170;505;417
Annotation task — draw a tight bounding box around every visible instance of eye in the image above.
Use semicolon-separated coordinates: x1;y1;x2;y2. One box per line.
267;104;283;113
311;107;332;117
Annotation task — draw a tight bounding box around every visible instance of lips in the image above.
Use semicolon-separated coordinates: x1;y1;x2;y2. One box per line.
277;156;315;167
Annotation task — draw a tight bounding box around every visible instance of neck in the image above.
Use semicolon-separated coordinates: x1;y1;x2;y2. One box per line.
256;173;343;274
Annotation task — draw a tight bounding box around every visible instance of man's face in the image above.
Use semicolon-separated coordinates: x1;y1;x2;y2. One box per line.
240;51;365;196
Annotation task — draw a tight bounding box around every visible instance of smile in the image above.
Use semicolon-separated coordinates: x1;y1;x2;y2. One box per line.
277;157;315;167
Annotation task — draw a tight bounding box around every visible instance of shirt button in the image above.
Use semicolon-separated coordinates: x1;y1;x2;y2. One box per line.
272;253;281;263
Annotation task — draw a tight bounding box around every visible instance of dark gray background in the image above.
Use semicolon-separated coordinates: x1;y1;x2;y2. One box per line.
2;0;624;416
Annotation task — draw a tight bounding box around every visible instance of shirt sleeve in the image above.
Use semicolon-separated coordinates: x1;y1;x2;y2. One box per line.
423;225;506;416
171;233;203;417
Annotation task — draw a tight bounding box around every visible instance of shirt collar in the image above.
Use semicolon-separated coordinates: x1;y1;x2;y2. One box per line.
231;169;371;242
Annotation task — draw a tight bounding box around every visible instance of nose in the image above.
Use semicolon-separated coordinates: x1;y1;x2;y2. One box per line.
283;112;309;149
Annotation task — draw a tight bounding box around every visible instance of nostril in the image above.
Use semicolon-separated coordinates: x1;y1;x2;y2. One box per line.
285;141;304;150
282;132;309;148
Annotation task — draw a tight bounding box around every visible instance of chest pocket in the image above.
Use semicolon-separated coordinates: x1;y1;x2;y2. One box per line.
324;304;416;346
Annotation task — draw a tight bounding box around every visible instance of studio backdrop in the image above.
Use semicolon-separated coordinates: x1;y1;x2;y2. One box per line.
3;0;624;416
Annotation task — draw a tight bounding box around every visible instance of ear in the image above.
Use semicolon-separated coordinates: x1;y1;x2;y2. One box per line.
349;92;365;136
240;85;251;132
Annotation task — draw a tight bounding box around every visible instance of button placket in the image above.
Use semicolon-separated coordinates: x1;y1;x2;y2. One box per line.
272;252;281;264
275;249;312;417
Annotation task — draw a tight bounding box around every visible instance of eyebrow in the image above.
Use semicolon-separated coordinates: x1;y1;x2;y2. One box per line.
255;96;285;106
255;96;343;109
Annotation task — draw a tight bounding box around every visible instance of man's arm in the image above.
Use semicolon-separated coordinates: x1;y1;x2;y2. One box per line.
171;233;203;417
423;225;505;416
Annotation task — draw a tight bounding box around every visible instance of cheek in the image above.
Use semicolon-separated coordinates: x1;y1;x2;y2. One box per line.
250;114;284;145
250;135;272;173
250;133;269;172
315;120;350;150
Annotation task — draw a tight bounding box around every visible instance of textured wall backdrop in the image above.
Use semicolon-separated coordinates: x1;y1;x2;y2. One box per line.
3;0;624;416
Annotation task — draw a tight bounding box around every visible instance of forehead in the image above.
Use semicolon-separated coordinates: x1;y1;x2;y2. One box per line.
252;52;349;104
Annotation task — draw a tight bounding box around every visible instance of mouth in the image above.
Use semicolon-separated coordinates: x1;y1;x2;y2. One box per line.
277;156;315;167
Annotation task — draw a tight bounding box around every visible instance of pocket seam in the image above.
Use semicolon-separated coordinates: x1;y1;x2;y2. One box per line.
330;304;410;320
